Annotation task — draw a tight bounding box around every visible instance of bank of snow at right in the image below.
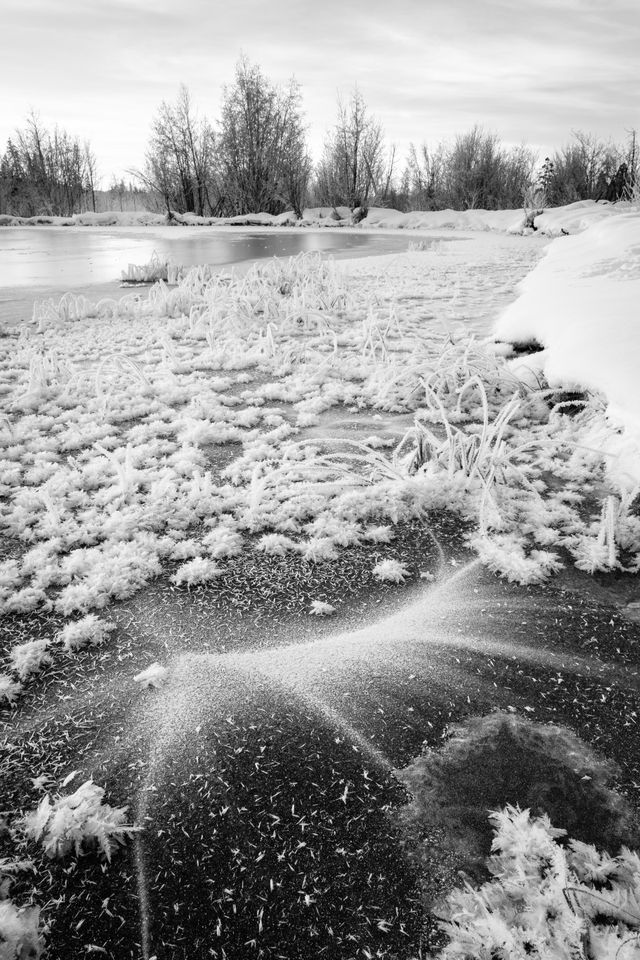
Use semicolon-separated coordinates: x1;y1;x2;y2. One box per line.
494;211;640;486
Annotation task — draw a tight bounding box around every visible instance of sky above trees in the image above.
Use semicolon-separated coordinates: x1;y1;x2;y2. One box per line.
2;0;638;184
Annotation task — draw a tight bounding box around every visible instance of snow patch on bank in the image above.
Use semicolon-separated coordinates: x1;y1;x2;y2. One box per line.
496;213;640;484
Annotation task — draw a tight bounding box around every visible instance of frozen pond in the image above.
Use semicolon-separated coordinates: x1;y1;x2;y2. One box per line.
0;225;436;325
0;226;425;290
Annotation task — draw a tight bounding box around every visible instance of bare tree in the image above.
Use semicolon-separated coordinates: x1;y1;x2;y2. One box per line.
622;128;639;199
134;86;219;217
315;89;386;212
217;56;311;217
444;127;535;209
0;112;98;216
403;141;447;210
546;131;619;204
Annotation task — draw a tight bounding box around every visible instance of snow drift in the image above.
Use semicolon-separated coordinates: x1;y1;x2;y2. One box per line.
496;212;640;483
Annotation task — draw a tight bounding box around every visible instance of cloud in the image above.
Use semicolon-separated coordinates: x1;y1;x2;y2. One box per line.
1;0;638;180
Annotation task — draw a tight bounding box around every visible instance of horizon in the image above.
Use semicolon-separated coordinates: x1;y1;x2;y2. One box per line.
2;0;639;187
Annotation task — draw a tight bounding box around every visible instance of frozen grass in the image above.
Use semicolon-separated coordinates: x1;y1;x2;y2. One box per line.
120;251;183;285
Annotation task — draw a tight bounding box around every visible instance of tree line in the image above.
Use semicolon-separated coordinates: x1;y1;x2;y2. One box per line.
1;56;637;218
0;114;98;217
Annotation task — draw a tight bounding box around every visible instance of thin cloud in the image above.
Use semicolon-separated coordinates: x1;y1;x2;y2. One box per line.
1;0;637;181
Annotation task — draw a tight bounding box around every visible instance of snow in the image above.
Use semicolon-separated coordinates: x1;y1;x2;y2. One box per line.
495;212;640;483
1;199;632;237
529;199;635;237
361;205;525;233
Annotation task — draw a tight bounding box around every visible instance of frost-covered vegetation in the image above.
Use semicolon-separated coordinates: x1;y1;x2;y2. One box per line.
436;805;640;960
398;713;636;870
398;714;640;958
120;250;183;285
18;779;136;861
1;241;639;695
0;779;135;959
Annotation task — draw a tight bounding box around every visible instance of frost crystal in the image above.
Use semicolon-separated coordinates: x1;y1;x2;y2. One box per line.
0;673;22;704
0;901;44;959
309;600;336;616
172;557;223;587
256;533;298;556
372;559;410;583
57;614;115;653
9;639;51;681
437;805;640;960
18;779;135;861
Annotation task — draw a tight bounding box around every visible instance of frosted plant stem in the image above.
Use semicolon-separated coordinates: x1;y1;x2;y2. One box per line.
133;832;152;960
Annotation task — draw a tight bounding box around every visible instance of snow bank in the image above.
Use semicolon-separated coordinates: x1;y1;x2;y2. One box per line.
530;199;635;237
1;200;632;236
0;211;167;228
362;201;636;237
496;212;640;481
362;206;524;233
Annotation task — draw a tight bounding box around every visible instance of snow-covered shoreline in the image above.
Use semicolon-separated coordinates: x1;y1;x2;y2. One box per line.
496;210;640;486
1;197;635;237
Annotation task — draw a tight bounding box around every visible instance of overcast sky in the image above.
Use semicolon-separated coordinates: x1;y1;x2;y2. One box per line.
2;0;639;185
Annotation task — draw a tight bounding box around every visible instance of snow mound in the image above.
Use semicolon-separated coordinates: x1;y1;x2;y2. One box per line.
531;199;635;237
362;206;524;233
0;199;631;236
495;212;640;483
